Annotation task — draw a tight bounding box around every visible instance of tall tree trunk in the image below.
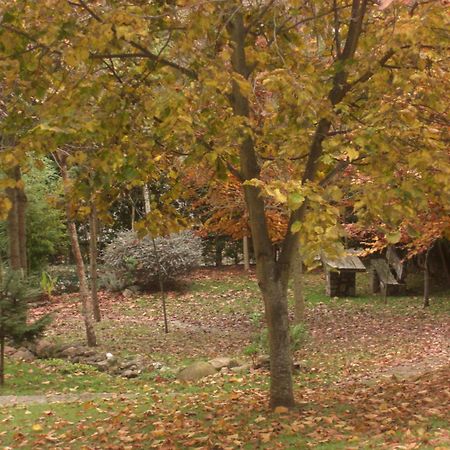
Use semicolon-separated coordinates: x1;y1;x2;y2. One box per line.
143;184;151;215
60;159;97;346
143;185;169;333
292;241;305;324
17;175;27;274
6;167;27;273
437;240;450;284
89;204;101;322
228;13;294;408
131;203;136;230
423;247;431;308
227;1;368;408
6;185;20;271
0;335;4;386
214;237;224;267
243;236;250;271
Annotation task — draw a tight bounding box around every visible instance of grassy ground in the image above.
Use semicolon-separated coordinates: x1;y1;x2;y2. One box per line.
1;266;449;449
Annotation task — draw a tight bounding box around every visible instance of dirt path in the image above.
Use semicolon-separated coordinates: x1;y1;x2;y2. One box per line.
0;392;136;407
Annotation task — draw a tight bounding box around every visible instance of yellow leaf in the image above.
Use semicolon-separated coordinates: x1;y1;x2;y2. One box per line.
346;147;359;162
32;424;43;431
151;428;165;438
274;406;289;414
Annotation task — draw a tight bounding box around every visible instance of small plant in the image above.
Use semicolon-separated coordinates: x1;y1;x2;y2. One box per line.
246;323;309;357
248;311;263;327
290;323;309;352
40;271;58;301
243;342;259;358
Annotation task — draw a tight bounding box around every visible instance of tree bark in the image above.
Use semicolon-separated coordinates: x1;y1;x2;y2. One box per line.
423;247;431;308
89;204;101;322
60;159;97;346
6;167;27;274
243;236;250;271
0;335;4;386
214;237;224;267
437;240;450;284
143;184;151;215
291;241;305;324
17;175;28;274
6;184;20;271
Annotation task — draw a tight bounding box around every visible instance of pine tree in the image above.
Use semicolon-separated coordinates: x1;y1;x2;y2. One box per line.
0;270;50;386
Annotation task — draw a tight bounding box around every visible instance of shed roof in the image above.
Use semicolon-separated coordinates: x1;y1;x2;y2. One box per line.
321;252;366;272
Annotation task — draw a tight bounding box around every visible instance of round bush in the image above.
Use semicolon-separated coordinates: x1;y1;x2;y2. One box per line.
102;230;202;290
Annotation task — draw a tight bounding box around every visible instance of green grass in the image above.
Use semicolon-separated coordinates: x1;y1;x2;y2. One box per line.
0;359;134;396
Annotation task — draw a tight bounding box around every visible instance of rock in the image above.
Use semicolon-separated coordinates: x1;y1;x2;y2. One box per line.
4;345;16;356
208;357;239;370
84;354;108;364
61;346;83;359
92;360;110;372
254;355;270;369
11;348;35;362
152;362;164;370
105;353;118;366
122;289;134;298
177;361;216;381
128;285;141;293
122;369;140;378
35;340;59;358
120;357;143;370
231;362;252;373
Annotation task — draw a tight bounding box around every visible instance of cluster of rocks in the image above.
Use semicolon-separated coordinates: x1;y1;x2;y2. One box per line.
5;340;148;379
7;340;281;383
176;355;271;381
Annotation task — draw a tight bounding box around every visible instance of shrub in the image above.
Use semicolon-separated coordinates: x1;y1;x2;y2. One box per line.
245;323;309;356
46;265;80;294
102;230;202;290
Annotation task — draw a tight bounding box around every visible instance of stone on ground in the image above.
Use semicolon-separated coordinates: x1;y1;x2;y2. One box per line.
11;348;35;362
177;361;216;381
208;357;239;370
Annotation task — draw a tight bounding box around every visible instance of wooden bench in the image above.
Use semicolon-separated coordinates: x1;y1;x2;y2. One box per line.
371;258;403;296
322;252;366;297
386;246;406;282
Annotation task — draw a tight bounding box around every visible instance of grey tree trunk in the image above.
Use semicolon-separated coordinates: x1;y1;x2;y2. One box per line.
228;13;294;408
89;204;101;322
423;248;431;308
60;158;97;346
0;335;4;386
291;242;305;324
243;236;250;271
6;167;27;273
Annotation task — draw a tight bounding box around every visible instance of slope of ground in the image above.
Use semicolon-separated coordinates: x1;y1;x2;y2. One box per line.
1;267;449;449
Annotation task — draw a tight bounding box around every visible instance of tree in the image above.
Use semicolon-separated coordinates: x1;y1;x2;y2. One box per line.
0;269;50;385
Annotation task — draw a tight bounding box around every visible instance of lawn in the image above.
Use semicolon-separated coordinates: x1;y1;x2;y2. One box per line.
1;266;449;449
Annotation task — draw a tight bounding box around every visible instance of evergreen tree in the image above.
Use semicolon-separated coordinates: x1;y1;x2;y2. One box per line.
0;270;50;385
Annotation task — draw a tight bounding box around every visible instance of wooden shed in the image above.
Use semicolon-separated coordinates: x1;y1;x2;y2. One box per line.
322;252;366;297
